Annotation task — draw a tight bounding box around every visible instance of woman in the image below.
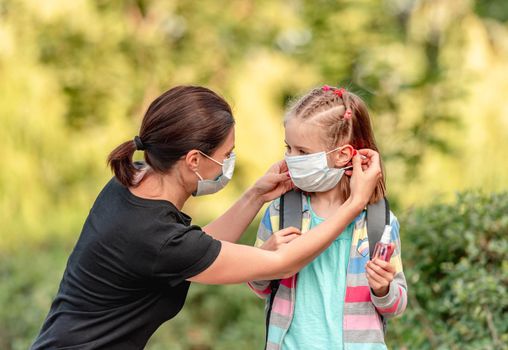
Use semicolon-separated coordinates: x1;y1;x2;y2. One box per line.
31;85;382;349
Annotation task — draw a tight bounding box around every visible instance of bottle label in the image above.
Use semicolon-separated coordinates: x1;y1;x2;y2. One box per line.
372;242;394;261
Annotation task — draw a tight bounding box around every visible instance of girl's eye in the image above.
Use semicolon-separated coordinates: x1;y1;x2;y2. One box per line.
299;150;308;155
284;145;291;152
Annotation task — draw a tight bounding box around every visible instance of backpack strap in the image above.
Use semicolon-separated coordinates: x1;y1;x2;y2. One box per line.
366;197;390;259
265;189;302;349
268;190;302;302
366;196;391;334
279;189;303;231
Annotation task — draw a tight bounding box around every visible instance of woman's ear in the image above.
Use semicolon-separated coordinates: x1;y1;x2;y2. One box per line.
185;150;201;172
333;145;354;167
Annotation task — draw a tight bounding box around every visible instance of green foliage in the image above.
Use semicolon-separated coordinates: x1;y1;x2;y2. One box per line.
388;192;508;350
0;238;70;350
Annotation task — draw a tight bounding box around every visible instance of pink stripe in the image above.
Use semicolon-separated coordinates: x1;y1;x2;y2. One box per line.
345;286;371;302
272;298;292;316
344;314;382;330
280;276;296;288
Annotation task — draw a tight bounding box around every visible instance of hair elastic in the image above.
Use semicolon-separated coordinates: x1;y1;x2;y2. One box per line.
134;136;145;151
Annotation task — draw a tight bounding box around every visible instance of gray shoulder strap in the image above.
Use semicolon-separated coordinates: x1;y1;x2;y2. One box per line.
279;190;303;231
366;197;390;259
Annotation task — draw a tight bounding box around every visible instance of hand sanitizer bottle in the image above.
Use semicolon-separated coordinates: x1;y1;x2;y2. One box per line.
372;225;394;261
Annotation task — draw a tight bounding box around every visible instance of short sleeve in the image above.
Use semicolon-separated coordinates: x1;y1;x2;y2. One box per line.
152;224;222;286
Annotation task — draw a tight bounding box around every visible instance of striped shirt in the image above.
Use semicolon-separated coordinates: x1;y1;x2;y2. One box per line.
247;193;407;350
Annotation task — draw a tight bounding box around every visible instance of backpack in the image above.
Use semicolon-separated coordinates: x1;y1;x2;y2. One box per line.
264;189;390;348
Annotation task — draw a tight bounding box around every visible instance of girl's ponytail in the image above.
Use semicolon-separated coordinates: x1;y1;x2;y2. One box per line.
107;139;138;187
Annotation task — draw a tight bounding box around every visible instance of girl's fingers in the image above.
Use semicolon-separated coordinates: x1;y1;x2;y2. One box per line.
366;263;393;285
276;227;302;237
368;262;394;282
373;259;396;274
281;233;301;243
367;276;381;289
366;265;386;284
366;272;382;290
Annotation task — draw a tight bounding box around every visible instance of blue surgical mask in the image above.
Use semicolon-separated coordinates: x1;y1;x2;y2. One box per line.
193;151;236;196
285;147;351;192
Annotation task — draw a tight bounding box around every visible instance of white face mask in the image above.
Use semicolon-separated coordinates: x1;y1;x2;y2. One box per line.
285;147;351;192
193;151;236;196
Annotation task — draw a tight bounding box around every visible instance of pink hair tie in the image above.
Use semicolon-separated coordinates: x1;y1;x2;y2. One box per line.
322;85;331;91
333;87;346;98
344;109;353;120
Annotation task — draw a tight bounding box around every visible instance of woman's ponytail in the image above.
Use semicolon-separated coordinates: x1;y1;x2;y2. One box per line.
107;140;138;187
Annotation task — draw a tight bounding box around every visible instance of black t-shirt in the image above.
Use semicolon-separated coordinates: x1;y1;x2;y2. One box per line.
31;178;222;349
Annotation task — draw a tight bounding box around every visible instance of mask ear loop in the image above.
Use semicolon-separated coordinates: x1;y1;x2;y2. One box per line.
194;171;204;181
325;147;341;155
323;145;354;172
193;150;224;182
198;150;224;166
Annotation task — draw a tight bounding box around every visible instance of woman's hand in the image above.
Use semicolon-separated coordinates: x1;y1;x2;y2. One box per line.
251;160;294;203
260;227;301;251
348;149;382;209
344;152;369;176
204;161;293;243
366;258;396;297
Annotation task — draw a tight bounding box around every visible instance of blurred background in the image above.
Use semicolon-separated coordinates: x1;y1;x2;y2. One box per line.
0;0;507;349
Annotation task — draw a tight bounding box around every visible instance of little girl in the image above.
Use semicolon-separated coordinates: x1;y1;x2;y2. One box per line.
248;85;407;350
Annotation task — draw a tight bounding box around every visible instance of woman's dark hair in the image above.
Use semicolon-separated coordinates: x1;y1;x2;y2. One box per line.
107;85;235;187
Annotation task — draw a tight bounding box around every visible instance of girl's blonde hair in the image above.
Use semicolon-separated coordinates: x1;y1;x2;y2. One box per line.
284;86;386;204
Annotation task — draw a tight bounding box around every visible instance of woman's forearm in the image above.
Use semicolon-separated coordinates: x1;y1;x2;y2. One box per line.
188;198;364;285
202;187;264;242
273;197;364;277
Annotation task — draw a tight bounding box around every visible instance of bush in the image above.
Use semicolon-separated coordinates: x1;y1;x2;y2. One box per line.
388;192;508;350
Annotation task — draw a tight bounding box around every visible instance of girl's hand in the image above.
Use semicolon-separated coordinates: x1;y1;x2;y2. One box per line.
260;227;302;251
251;160;294;203
365;258;396;297
349;149;382;208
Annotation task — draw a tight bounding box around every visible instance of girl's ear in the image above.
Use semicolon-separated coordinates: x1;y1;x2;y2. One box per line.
332;145;354;167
